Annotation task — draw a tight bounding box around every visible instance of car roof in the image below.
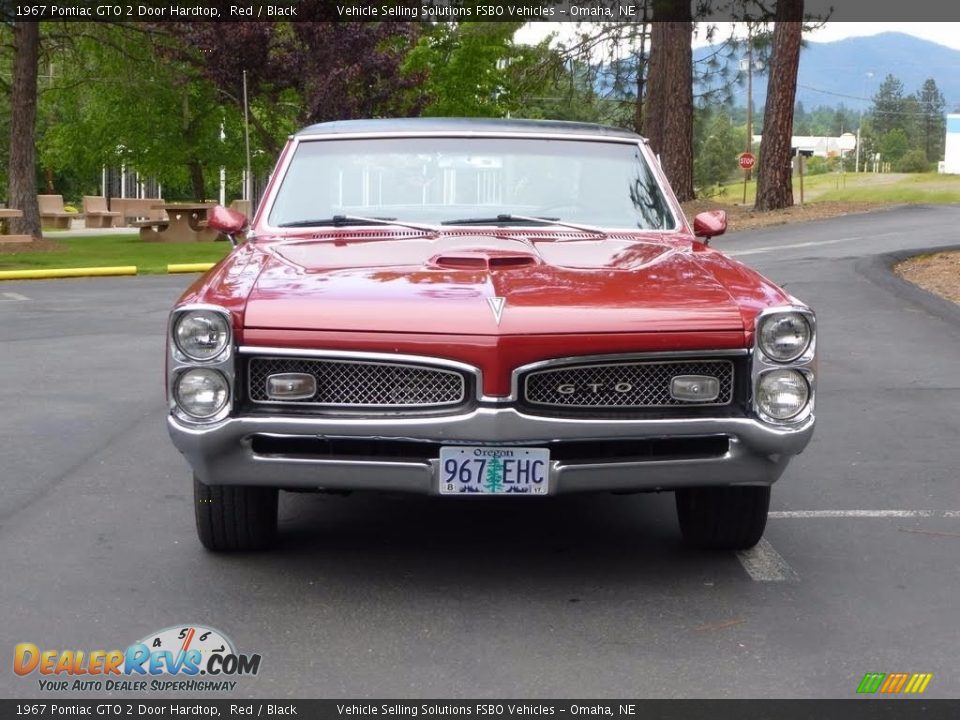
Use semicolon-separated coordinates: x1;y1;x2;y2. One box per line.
294;117;645;140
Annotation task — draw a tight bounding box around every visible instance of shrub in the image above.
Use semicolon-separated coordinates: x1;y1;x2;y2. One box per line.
895;150;932;173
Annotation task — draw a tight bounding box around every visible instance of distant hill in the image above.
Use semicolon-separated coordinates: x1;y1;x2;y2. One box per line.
693;32;960;112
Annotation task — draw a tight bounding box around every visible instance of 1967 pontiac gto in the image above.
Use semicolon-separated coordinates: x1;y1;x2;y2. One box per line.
167;118;816;552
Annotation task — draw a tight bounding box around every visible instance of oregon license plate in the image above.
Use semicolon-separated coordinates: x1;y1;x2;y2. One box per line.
438;446;550;495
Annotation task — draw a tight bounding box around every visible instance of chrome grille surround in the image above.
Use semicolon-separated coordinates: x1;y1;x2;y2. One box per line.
246;353;468;409
520;357;735;409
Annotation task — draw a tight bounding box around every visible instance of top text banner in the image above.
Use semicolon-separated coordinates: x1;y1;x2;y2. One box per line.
7;0;960;21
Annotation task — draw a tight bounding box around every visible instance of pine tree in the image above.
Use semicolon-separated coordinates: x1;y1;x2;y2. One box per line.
871;74;905;137
918;78;946;162
754;1;804;212
484;457;504;493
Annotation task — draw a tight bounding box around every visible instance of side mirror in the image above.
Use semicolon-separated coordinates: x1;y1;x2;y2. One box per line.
692;210;727;241
207;205;249;245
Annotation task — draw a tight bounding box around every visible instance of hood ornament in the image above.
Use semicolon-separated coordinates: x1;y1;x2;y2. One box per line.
487;297;506;326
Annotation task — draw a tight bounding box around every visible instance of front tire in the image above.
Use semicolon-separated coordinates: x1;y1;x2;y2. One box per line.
676;485;770;550
194;475;278;551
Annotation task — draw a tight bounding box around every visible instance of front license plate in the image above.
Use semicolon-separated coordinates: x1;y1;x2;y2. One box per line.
438;446;550;495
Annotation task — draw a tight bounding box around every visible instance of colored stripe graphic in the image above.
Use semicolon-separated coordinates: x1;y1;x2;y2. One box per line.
857;673;886;694
904;674;933;694
857;672;932;694
880;673;909;693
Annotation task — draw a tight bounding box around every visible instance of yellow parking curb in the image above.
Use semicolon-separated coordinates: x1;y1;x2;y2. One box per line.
0;266;138;280
167;263;215;274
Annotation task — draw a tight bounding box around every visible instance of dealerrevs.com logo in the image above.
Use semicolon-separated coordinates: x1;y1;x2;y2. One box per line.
856;672;933;695
14;625;261;693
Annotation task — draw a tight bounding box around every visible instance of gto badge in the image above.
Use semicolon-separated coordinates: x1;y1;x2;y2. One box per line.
557;382;633;394
487;296;506;325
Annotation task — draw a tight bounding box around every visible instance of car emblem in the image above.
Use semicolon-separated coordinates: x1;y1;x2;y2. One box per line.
487;297;506;325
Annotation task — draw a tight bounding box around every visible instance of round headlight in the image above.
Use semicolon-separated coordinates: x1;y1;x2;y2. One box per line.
175;368;230;419
758;312;812;362
756;369;809;421
174;310;230;361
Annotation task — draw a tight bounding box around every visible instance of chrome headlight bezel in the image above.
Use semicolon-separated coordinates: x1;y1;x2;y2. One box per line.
168;304;235;424
752;306;816;426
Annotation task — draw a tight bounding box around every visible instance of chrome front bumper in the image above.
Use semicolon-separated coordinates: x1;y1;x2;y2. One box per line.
169;407;814;495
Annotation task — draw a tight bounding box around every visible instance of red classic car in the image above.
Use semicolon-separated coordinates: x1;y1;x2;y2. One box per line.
167;118;816;552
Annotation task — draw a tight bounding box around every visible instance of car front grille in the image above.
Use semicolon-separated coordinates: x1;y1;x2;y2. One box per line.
521;358;735;410
246;356;468;410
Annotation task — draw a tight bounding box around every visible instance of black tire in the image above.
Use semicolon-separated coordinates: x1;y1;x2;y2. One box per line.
194;475;278;551
675;485;770;550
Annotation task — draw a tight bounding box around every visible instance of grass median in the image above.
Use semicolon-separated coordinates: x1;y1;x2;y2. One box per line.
716;171;960;206
0;233;232;275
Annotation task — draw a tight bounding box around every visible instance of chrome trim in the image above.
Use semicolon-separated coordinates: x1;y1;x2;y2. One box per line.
169;408;813;493
509;349;748;402
751;306;817;426
246;356;467;409
257;132;681;235
167;304;235;425
238;346;483;402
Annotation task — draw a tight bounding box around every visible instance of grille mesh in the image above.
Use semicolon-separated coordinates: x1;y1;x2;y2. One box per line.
247;357;466;408
522;359;734;408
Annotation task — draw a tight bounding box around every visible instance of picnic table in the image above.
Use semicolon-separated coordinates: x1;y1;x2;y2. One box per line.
0;208;31;244
137;203;221;243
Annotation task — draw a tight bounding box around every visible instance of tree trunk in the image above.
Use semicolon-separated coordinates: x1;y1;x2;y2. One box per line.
8;22;41;239
632;18;650;136
754;2;804;212
189;160;206;201
644;15;694;202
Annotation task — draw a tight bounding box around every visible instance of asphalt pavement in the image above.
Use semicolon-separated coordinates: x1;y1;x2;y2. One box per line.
1;204;959;699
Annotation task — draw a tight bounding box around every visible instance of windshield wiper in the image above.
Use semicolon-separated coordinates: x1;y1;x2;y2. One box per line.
441;213;607;238
278;215;438;234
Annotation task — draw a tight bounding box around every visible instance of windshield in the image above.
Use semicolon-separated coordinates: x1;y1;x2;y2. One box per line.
267;136;677;231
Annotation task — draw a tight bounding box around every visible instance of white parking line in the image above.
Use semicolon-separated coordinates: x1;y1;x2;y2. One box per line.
769;510;960;519
736;538;799;582
738;509;960;582
0;292;28;302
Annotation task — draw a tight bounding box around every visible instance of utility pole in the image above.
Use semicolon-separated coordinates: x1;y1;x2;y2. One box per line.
742;26;754;203
746;30;753;178
856;72;873;173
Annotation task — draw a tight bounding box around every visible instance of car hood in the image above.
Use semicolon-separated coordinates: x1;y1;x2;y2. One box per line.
242;233;746;335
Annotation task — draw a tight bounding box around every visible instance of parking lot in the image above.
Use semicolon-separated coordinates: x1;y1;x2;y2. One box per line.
1;204;959;698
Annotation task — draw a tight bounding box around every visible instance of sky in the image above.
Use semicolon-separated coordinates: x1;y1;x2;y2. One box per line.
515;21;960;52
711;22;960;51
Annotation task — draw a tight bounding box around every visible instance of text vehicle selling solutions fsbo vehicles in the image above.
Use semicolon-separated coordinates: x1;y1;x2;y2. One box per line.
167;118;816;552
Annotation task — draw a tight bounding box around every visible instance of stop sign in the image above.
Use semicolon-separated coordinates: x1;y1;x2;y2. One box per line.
738;152;756;171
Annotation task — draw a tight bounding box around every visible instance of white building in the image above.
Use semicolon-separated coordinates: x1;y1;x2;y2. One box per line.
944;114;960;174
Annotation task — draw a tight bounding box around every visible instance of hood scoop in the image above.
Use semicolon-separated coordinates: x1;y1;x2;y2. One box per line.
429;248;541;271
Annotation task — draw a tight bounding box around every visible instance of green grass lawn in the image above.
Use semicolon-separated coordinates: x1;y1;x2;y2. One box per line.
0;234;233;274
715;172;960;206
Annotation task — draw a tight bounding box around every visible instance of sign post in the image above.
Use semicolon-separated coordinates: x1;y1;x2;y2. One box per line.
739;152;756;204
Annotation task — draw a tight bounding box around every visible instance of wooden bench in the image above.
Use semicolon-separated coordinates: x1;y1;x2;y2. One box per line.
38;194;75;229
82;196;122;228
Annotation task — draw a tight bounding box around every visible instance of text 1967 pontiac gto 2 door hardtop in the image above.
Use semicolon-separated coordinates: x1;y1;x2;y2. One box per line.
167;118;815;552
